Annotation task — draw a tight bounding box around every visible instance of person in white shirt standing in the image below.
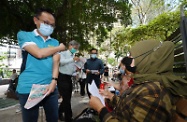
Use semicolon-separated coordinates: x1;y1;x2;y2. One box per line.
57;40;80;122
76;56;87;97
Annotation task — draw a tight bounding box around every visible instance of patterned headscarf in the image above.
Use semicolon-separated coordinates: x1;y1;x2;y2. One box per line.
130;40;187;97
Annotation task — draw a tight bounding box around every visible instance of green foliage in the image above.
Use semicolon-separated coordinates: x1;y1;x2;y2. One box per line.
0;0;132;51
110;9;185;58
0;56;6;61
180;0;187;6
130;11;181;42
107;57;117;66
0;56;6;73
130;0;169;25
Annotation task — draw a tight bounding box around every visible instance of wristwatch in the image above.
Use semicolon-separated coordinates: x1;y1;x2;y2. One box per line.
52;77;58;81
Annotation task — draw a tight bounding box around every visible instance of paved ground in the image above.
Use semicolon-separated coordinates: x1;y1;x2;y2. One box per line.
0;85;89;122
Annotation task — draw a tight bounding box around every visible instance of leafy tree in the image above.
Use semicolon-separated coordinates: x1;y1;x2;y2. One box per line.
111;9;184;57
130;0;180;25
0;0;132;51
107;57;117;66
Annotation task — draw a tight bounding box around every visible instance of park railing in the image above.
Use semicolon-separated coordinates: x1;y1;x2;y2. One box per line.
167;5;187;122
165;5;187;80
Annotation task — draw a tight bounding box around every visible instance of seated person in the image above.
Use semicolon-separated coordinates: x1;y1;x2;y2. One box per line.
106;57;134;94
6;69;19;99
89;40;187;122
8;69;18;92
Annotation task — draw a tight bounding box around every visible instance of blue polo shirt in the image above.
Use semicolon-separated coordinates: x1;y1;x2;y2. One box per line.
16;30;59;94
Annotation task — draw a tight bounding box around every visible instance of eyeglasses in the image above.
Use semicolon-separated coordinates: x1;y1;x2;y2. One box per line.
37;17;55;28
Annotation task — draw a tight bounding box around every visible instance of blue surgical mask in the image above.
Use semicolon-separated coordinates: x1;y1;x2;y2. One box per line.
90;54;97;59
38;23;54;36
70;48;77;54
119;68;125;74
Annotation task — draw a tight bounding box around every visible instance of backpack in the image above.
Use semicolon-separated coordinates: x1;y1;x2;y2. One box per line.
6;51;28;99
73;107;100;122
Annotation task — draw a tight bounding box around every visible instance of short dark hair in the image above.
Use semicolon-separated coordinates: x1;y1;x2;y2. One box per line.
34;8;55;18
121;57;133;66
90;48;98;53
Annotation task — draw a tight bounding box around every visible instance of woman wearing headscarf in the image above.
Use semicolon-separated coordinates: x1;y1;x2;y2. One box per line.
89;40;187;122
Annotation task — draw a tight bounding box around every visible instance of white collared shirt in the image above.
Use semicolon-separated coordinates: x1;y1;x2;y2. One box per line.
59;50;76;75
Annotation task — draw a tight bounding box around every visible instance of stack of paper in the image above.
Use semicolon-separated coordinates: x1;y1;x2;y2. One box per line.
88;80;105;106
24;84;49;109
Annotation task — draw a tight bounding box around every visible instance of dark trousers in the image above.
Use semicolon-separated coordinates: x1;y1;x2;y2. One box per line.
78;78;86;96
57;73;73;122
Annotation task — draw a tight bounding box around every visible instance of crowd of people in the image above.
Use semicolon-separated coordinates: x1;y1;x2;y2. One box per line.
11;7;187;122
89;40;187;122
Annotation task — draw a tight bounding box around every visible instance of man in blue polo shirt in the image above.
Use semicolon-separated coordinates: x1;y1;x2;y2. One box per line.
16;8;65;122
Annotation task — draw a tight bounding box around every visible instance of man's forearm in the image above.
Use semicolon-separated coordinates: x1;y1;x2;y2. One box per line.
24;44;65;59
52;54;60;79
39;47;62;58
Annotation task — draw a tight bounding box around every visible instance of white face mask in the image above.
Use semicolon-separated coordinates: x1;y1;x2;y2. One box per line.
119;68;125;74
38;23;54;36
90;54;97;59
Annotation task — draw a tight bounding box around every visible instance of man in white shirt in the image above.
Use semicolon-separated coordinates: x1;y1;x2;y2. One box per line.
57;40;80;122
10;69;18;80
7;69;18;92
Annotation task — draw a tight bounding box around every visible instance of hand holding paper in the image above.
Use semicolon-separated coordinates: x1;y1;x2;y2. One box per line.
90;70;99;74
74;57;87;69
88;80;105;106
24;84;49;109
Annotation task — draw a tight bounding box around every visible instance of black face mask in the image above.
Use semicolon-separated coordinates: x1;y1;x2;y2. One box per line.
121;57;136;73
